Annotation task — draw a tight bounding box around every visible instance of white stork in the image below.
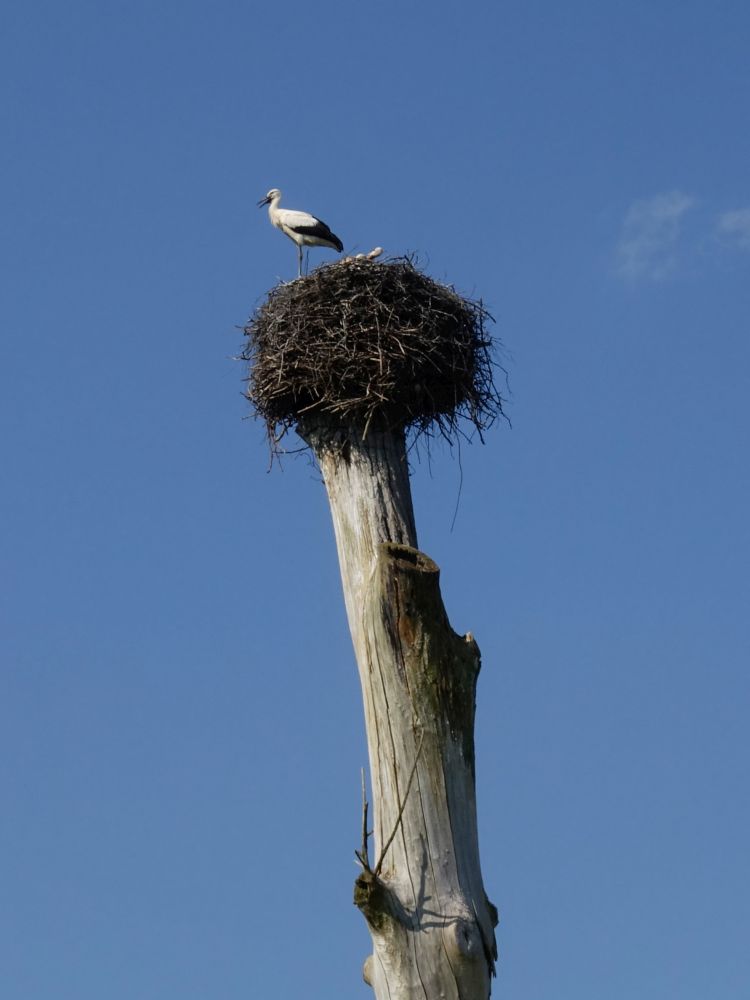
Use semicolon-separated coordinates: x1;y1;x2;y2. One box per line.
257;188;343;277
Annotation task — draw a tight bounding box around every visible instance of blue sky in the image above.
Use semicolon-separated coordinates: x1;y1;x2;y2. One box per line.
2;2;749;998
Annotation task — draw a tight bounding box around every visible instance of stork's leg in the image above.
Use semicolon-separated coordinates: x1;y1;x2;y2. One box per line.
297;245;302;278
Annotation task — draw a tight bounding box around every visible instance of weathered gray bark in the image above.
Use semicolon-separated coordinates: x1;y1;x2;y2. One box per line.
301;422;497;1000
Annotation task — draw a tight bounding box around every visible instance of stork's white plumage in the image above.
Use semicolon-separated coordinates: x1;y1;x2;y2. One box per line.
257;188;343;277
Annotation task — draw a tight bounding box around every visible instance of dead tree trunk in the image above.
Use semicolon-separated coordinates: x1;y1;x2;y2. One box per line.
302;422;498;1000
243;257;504;1000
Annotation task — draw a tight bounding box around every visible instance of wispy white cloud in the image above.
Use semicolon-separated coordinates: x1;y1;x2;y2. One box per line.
716;207;750;250
616;191;695;281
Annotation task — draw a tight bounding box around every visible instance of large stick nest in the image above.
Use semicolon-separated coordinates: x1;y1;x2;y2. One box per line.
242;256;506;450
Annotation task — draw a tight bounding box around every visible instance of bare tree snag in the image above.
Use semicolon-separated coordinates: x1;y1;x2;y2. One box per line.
303;424;497;1000
243;258;505;1000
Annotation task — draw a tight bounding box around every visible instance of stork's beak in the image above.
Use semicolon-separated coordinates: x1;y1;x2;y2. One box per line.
257;194;271;207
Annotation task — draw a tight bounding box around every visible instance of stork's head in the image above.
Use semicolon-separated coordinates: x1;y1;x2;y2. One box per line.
257;188;281;207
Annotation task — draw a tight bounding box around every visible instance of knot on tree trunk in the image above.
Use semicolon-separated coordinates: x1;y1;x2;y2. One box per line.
354;869;402;933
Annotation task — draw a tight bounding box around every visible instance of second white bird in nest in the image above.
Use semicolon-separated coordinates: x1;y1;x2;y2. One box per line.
257;188;344;277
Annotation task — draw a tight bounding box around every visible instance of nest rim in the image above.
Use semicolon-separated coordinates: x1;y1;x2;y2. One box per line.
242;254;508;456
